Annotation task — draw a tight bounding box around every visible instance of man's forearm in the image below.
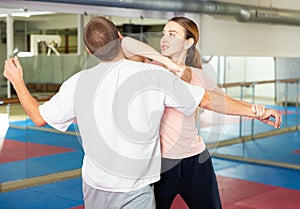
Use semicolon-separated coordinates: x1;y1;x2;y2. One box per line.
200;90;256;118
13;81;46;126
200;89;281;128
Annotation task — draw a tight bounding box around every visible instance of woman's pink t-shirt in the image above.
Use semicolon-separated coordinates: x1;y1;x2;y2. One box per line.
160;67;217;159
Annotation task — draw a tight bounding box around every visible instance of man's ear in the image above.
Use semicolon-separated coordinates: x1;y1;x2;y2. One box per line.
184;38;194;49
118;31;124;39
85;47;91;55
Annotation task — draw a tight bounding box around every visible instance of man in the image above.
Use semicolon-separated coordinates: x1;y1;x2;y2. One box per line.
3;16;281;209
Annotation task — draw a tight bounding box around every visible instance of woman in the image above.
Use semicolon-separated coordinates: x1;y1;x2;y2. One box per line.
122;16;265;209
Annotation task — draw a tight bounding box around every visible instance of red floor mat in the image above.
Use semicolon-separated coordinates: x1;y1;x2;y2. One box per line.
170;194;189;209
0;139;74;163
218;176;300;209
169;176;300;209
71;172;300;209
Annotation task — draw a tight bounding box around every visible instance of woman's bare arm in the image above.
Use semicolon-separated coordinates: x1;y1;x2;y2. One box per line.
121;36;191;82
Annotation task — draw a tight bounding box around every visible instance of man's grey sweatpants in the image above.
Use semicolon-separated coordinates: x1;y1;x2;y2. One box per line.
83;180;155;209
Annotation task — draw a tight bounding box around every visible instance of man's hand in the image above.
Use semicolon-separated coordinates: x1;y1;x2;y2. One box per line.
251;104;266;119
3;56;23;85
257;108;282;128
3;56;46;127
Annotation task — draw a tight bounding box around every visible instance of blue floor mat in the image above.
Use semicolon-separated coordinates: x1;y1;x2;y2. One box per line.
215;131;300;165
0;178;83;209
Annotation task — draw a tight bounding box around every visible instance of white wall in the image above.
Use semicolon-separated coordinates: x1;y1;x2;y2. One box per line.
182;12;300;103
200;15;300;57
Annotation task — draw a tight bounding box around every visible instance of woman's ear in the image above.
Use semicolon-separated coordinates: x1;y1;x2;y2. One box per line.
184;38;194;49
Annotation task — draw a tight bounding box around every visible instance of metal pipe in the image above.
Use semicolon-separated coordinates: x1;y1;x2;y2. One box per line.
251;83;255;139
296;81;299;130
28;0;300;26
239;84;244;138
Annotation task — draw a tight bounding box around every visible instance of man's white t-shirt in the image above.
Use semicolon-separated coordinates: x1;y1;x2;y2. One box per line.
39;59;205;192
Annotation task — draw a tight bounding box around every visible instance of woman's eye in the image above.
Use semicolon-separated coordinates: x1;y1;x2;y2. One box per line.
169;33;176;37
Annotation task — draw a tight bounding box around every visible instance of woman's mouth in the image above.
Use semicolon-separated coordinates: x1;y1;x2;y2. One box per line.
161;45;168;51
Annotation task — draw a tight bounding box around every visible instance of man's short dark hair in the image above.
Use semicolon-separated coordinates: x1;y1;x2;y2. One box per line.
83;16;120;61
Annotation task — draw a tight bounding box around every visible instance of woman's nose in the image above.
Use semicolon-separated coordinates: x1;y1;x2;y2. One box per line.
160;34;169;43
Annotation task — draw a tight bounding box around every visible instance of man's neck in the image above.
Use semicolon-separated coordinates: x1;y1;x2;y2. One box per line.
102;51;126;63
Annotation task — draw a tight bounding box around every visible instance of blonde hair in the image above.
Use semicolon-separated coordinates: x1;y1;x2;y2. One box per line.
169;17;203;69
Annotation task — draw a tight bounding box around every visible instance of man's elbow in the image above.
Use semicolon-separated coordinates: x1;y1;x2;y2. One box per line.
31;117;47;127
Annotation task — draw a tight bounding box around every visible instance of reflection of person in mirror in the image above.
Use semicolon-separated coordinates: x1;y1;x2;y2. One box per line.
4;16;281;209
122;16;280;209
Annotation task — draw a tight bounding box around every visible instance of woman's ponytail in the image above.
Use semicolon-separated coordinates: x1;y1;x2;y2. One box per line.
186;45;202;69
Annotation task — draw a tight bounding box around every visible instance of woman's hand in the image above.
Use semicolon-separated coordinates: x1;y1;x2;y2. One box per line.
164;59;192;83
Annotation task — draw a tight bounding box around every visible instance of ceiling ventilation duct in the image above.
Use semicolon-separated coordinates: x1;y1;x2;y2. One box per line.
26;0;300;26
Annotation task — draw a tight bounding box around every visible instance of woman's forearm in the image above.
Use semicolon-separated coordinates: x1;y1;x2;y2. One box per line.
121;37;163;61
121;36;191;82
